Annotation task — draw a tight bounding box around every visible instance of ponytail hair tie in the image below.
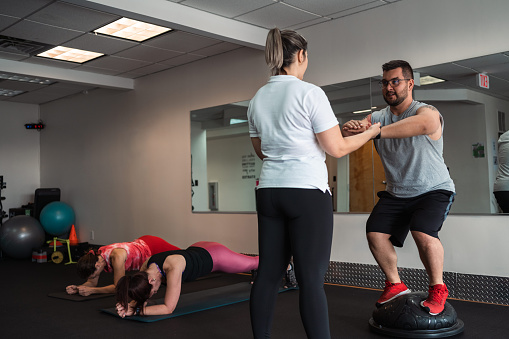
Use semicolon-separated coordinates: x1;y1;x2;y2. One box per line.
88;249;95;255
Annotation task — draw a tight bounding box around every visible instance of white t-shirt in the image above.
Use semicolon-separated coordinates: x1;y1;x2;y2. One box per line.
494;130;509;192
248;75;338;192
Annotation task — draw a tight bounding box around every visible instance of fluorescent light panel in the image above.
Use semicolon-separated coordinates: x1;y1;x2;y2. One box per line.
230;119;248;125
353;107;378;114
37;46;104;63
420;75;445;86
0;88;25;96
94;17;171;42
0;73;54;85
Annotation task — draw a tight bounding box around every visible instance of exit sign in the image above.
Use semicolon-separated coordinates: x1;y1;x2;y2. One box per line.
477;73;490;89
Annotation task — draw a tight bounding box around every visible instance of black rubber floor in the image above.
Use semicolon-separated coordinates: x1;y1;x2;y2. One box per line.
1;256;508;338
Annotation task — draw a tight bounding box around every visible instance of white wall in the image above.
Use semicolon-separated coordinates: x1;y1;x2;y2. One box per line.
331;213;509;277
37;0;509;276
0;101;40;214
39;47;266;251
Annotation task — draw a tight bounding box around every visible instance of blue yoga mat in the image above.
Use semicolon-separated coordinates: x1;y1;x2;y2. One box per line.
101;282;296;322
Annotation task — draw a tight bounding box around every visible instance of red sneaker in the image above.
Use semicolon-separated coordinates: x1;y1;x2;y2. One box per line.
421;284;449;315
376;280;411;307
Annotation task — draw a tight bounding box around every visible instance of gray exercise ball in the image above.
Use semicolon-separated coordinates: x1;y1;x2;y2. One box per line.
0;215;45;259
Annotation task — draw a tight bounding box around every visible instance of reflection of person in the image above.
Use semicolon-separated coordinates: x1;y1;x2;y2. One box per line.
115;241;259;316
66;235;180;296
248;28;380;338
342;60;455;315
494;130;509;212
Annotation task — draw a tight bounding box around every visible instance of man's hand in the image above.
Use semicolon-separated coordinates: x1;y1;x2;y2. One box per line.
342;119;371;136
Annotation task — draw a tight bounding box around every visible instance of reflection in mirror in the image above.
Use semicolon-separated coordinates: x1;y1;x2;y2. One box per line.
191;51;509;214
191;100;261;212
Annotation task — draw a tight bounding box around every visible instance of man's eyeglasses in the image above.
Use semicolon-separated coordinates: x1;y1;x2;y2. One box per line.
378;78;411;88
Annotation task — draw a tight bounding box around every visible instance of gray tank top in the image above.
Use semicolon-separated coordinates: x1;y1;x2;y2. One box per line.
371;100;455;198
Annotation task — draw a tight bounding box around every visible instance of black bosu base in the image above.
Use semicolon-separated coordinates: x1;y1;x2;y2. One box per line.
369;292;464;338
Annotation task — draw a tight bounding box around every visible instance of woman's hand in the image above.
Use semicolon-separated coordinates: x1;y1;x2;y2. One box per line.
116;301;136;318
77;285;94;296
367;122;381;139
65;285;78;295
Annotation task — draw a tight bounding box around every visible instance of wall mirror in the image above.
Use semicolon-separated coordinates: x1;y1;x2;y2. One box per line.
191;51;509;215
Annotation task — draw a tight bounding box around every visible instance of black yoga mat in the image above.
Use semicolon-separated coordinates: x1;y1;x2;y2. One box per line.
48;291;114;301
101;282;296;322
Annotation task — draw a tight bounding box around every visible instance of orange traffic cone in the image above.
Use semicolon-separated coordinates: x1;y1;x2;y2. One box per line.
69;224;79;246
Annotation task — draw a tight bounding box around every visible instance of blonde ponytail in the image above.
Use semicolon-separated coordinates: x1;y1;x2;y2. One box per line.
265;28;284;76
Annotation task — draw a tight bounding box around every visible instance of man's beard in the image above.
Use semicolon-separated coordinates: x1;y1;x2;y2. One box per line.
383;89;407;107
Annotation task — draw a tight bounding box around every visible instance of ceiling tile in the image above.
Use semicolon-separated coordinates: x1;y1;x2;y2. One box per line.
235;2;320;29
330;1;386;19
181;0;274;18
0;0;53;18
455;54;509;71
286;17;331;31
118;63;174;78
415;63;476;80
2;19;84;45
114;45;183;63
26;1;120;32
0;14;20;31
285;0;375;16
159;53;205;66
191;42;243;57
65;33;137;55
144;31;221;53
83;55;152;72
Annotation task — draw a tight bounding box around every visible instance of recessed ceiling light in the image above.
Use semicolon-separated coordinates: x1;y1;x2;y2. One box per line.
94;17;172;42
37;46;104;63
0;88;25;97
0;73;54;85
420;75;445;85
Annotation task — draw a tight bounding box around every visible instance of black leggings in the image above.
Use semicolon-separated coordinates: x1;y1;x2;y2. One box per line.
250;188;333;339
494;191;509;213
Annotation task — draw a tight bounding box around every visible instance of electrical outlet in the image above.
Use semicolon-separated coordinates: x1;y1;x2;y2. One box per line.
90;230;95;240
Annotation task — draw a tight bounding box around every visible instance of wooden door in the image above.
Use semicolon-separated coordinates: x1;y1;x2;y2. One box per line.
349;141;386;212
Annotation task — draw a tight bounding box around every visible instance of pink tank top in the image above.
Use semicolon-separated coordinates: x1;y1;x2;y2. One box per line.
99;238;151;272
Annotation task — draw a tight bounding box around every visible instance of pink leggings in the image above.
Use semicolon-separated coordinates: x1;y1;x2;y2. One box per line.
191;241;259;273
139;235;180;255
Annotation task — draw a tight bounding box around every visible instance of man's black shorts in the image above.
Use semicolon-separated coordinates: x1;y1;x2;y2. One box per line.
366;190;455;247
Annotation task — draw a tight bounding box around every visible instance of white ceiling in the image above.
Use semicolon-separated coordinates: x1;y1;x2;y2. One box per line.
0;0;508;105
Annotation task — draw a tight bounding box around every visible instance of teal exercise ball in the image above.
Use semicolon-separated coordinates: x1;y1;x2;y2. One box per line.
39;201;75;236
0;216;45;259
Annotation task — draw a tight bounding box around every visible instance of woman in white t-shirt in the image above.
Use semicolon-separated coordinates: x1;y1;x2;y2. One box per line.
248;28;380;338
494;130;509;212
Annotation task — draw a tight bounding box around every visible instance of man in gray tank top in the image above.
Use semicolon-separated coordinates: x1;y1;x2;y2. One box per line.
342;60;455;315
